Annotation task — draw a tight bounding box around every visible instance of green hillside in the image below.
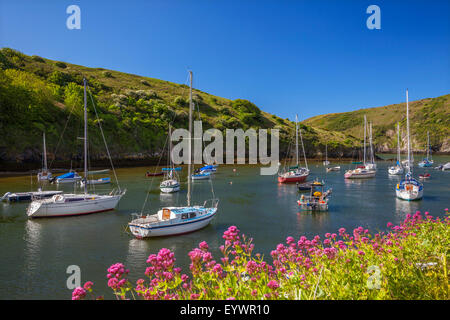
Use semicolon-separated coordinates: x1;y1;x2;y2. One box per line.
0;48;361;169
303;94;450;153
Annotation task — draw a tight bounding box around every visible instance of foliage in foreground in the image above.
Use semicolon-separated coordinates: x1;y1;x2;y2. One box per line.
73;209;449;300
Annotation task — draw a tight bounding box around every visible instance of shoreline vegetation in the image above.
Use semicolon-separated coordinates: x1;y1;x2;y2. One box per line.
73;210;449;300
0;153;449;175
1;48;449;168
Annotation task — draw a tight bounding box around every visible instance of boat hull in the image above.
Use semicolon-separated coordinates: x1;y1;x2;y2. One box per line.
344;170;376;179
129;209;217;238
388;166;404;175
396;188;423;201
56;177;82;184
191;173;211;180
160;185;180;193
27;194;123;218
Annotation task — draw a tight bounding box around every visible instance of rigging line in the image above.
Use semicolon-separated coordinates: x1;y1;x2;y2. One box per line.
48;101;78;170
194;99;216;200
86;85;121;191
140;130;169;215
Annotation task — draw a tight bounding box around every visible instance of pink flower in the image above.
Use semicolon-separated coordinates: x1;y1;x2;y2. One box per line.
72;287;87;300
267;280;279;290
83;281;93;291
199;241;209;251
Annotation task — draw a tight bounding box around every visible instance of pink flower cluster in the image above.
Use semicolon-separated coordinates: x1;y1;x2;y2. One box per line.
107;263;129;291
71;287;86;300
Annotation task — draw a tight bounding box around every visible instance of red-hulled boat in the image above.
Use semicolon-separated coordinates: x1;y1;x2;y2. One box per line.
278;168;309;183
278;114;310;184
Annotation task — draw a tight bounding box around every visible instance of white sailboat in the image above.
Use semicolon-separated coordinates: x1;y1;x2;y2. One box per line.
37;132;52;181
323;142;340;172
160;124;181;193
344;115;375;179
396;89;423;201
418;131;433;167
27;78;126;218
128;71;219;238
388;122;404;175
278;114;310;183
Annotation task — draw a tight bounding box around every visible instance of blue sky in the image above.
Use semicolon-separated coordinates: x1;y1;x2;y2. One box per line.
0;0;449;121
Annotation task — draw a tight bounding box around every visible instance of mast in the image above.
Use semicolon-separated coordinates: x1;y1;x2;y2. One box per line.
426;131;430;160
369;122;374;163
295;114;299;166
298;120;308;170
363;115;367;165
43;132;47;171
187;71;193;206
406;89;411;175
83;78;88;194
397;122;401;165
169;124;173;168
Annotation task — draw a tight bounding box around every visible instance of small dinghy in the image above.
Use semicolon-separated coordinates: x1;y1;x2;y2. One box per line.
297;179;324;191
419;173;431;179
80;177;111;186
191;171;212;180
326;166;340;172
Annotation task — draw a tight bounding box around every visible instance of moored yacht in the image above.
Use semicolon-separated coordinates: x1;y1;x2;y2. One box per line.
27;78;126;217
396;89;423;201
128;71;219;238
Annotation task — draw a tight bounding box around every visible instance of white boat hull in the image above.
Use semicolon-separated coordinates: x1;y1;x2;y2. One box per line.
160;185;180;193
396;188;423;201
344;170;376;179
129;208;217;238
388;166;404;175
37;172;52;181
27;193;123;218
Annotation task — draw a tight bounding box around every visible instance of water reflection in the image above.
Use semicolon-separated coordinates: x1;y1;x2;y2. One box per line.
22;219;43;277
395;198;421;218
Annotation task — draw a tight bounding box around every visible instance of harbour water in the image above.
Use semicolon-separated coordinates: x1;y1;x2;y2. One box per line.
0;157;449;299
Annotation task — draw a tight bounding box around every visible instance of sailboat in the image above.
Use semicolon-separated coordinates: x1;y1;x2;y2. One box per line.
278;114;310;183
418;131;433;167
128;71;219;238
37;132;52;181
396;89;423;201
27;78;126;218
344;115;376;179
160;124;181;193
323;143;340;172
388;122;404;175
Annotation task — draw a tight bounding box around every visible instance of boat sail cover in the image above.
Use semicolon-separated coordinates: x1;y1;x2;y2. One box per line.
56;172;77;179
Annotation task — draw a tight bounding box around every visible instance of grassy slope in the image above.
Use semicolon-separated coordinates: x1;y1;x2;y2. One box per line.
303;95;450;153
0;48;361;167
